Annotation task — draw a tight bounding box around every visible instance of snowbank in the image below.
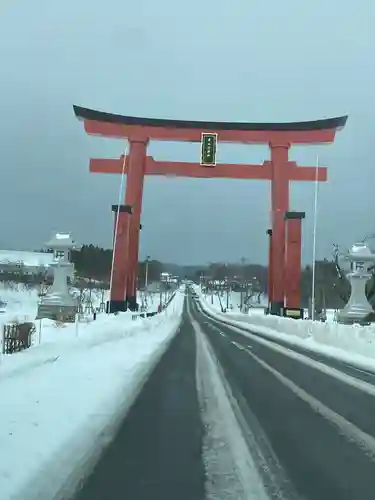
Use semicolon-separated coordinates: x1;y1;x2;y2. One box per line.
0;303;172;379
0;289;185;500
194;286;375;371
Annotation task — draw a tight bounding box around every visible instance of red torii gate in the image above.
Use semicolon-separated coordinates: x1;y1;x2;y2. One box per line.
73;106;347;313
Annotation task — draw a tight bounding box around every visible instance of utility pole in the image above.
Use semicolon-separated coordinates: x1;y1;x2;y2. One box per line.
226;276;230;310
145;256;150;289
144;255;150;309
100;288;105;312
159;283;163;312
240;257;246;312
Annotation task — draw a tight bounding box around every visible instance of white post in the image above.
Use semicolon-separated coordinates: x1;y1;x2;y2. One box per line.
0;325;4;364
38;319;42;345
75;313;79;338
311;155;319;321
108;150;127;312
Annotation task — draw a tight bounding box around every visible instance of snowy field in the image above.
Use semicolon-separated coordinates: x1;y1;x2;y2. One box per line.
202;288;337;322
200;289;267;312
0;282;165;323
0;283;166;331
195;285;375;372
0;287;184;500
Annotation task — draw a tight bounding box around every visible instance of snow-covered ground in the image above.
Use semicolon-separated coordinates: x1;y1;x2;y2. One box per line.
195;285;375;372
0;282;169;325
0;287;184;500
0;284;39;324
202;288;337;322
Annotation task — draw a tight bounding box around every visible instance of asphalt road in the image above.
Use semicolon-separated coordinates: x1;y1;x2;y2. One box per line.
74;292;375;500
74;306;206;500
190;294;375;500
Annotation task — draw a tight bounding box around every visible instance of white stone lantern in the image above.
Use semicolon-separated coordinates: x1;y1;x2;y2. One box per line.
36;233;80;322
337;241;375;324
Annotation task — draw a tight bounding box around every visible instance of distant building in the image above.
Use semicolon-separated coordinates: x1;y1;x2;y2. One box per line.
0;250;55;276
160;272;178;284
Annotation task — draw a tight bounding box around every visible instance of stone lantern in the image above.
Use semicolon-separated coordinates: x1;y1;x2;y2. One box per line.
337;241;375;325
36;233;80;323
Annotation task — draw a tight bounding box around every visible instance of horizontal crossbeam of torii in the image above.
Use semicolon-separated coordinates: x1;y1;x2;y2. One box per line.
90;156;327;181
73;105;347;313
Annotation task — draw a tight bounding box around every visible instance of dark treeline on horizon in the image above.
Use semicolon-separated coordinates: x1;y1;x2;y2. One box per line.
66;246;361;309
20;244;375;310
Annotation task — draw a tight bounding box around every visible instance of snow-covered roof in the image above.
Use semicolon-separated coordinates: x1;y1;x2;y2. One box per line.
351;242;372;257
0;250;54;268
45;233;78;250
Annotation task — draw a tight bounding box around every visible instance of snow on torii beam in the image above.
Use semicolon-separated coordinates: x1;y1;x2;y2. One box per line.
73;105;347;314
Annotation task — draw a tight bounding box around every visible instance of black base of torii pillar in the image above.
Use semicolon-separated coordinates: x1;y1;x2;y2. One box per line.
126;222;143;312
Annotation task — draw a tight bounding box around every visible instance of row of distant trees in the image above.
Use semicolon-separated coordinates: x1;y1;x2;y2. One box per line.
193;254;375;310
2;242;375;310
70;244;165;287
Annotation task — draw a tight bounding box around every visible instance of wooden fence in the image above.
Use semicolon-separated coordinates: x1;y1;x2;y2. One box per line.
2;322;35;354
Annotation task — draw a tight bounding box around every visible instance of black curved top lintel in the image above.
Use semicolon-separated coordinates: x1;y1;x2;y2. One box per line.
73;105;348;132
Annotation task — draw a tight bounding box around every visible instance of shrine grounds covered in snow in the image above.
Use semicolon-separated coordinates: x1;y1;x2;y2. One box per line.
1;283;375;499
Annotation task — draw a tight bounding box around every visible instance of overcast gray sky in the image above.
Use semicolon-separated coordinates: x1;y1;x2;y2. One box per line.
0;1;374;265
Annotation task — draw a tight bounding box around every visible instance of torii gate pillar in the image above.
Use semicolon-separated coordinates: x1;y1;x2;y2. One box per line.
269;142;290;315
124;139;148;311
107;139;147;313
